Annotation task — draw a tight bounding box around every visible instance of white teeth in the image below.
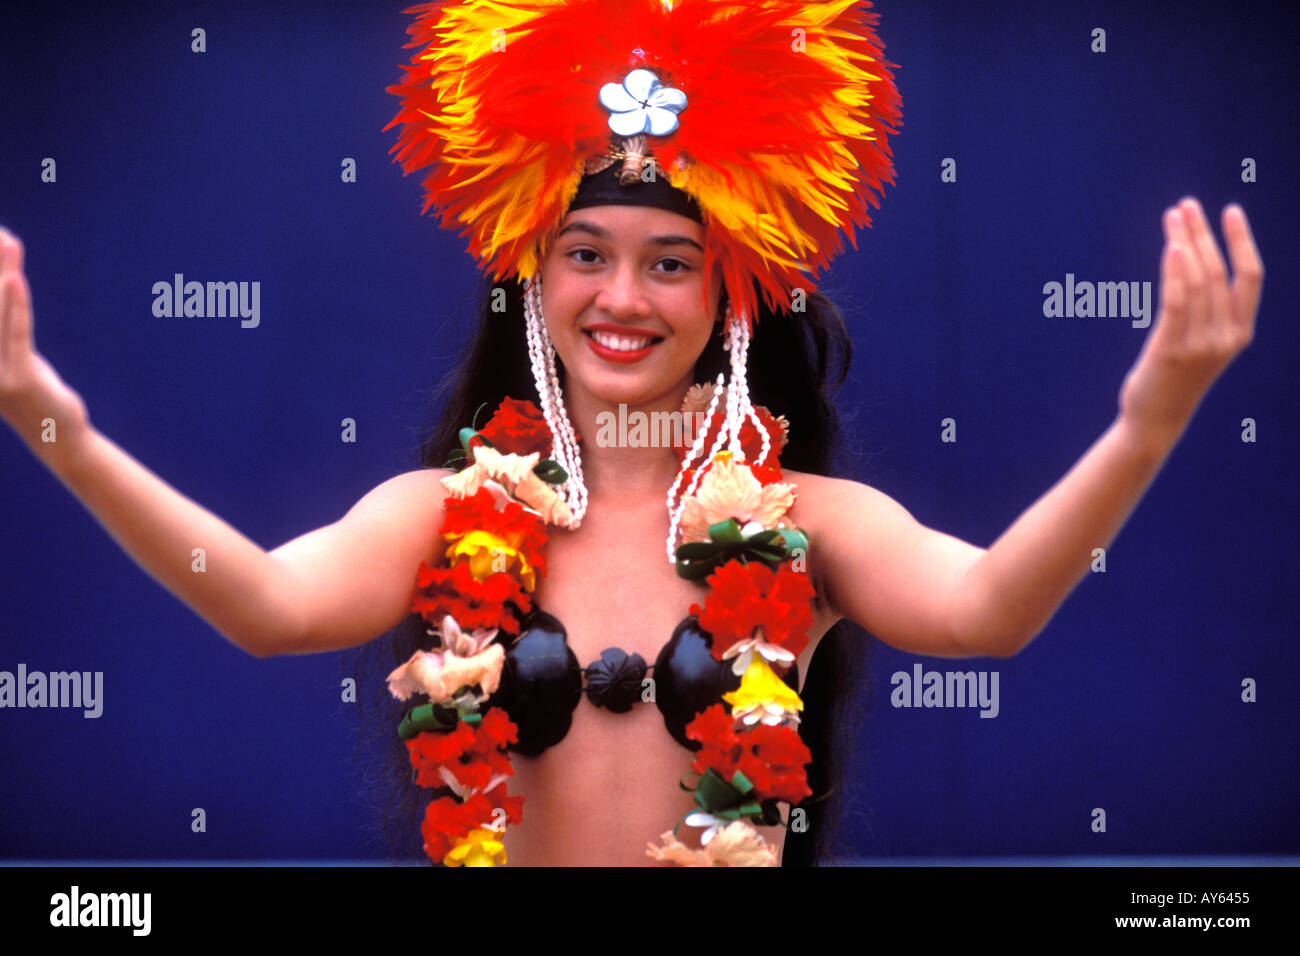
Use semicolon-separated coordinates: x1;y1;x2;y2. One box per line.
590;330;657;351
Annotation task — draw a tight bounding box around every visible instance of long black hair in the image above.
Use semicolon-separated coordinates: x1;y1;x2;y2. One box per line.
346;272;876;865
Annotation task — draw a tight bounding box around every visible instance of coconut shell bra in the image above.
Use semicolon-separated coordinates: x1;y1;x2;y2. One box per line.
490;609;799;755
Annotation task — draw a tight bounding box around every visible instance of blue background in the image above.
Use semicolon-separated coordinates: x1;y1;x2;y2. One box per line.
1;0;1295;863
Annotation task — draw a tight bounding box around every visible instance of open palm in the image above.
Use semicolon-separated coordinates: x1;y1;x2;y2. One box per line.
0;230;90;443
1118;198;1263;445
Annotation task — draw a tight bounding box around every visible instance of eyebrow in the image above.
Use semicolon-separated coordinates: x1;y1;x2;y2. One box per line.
558;220;703;252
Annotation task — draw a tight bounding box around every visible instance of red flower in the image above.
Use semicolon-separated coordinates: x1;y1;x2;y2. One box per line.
448;710;517;789
407;721;476;785
419;795;478;862
410;559;532;634
470;396;574;458
482;781;525;827
734;724;813;803
476;706;520;750
419;785;525;863
441;486;551;579
748;462;785;486
686;702;738;749
684;704;812;804
443;751;504;791
688;560;815;659
407;708;520;790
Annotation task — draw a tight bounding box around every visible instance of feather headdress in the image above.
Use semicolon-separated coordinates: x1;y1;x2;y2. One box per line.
385;0;902;328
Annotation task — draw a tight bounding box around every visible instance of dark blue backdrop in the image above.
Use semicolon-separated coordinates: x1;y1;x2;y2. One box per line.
1;0;1295;863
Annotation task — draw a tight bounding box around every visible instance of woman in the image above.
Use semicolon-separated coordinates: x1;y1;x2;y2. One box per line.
351;198;876;866
0;193;1264;867
0;0;1264;865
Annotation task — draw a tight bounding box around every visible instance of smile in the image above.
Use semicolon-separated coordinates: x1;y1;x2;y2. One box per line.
583;328;664;362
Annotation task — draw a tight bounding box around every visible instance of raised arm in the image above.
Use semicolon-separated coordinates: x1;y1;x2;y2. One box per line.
959;199;1262;656
1;228;448;659
809;199;1262;660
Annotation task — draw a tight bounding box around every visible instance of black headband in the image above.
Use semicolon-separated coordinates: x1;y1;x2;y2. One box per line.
566;163;704;224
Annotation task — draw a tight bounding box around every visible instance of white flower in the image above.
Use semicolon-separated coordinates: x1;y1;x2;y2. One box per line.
733;701;800;728
385;614;504;704
721;625;797;677
599;68;686;137
435;614;498;658
683;810;731;846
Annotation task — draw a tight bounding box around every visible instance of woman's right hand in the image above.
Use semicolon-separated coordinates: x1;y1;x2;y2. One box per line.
0;228;91;446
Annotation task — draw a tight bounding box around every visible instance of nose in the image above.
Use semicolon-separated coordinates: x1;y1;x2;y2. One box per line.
593;263;652;320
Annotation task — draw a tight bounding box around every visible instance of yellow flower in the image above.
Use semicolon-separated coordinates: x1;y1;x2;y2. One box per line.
724;656;803;726
444;529;537;590
646;821;779;866
679;453;795;543
443;828;507;867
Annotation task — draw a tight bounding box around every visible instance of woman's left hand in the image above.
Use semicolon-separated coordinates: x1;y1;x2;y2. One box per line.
1118;198;1263;449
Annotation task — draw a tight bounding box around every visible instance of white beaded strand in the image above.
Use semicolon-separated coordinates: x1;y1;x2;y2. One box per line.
664;369;726;562
523;273;589;525
728;312;771;467
663;302;760;562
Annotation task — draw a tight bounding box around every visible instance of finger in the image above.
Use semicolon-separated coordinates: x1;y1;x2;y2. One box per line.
0;233;31;368
1157;219;1189;345
1171;203;1209;337
1222;204;1263;339
0;230;24;278
1179;198;1233;344
1;272;34;366
1178;198;1228;283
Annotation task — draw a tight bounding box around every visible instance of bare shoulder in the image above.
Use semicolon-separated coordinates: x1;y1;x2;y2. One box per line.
264;466;460;655
779;466;989;656
779;466;911;604
780;467;901;524
352;465;454;503
780;467;922;561
341;466;456;538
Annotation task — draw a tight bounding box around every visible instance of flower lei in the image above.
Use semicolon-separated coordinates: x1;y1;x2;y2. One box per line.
387;388;816;866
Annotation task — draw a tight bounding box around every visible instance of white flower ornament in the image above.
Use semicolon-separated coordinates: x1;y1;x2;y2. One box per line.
722;632;796;677
599;68;686;137
683;810;730;846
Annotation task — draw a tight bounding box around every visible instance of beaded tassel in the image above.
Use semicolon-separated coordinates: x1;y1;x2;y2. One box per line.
665;306;768;561
524;274;589;524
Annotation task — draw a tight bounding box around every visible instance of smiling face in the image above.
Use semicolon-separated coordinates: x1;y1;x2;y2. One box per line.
538;204;725;411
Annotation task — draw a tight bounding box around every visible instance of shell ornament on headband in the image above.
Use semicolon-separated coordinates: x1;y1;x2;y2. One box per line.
385;0;902;327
